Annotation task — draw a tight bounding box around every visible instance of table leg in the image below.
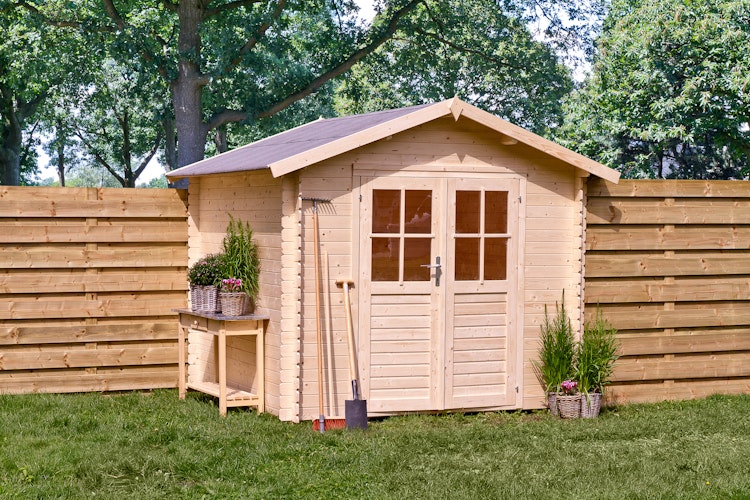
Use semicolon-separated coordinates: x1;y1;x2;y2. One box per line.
178;324;186;400
218;330;227;416
256;323;265;413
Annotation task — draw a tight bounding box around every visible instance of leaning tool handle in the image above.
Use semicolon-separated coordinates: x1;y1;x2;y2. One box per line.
337;278;359;400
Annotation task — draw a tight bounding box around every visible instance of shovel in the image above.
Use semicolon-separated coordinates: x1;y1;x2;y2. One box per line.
337;278;368;429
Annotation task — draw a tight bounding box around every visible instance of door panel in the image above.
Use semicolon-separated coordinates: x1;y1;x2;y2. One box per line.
360;176;519;413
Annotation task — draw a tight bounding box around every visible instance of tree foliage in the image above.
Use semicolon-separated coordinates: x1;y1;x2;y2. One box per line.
6;0;607;186
335;0;573;135
558;0;750;179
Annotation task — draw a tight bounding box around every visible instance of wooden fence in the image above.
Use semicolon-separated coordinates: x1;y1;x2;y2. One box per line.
585;179;750;403
0;186;188;394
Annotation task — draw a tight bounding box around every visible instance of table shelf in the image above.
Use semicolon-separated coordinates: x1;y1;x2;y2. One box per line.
176;309;269;416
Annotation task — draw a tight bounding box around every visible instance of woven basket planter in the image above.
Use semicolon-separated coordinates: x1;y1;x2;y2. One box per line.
190;285;220;313
556;394;582;419
580;392;603;418
219;292;247;316
547;392;559;417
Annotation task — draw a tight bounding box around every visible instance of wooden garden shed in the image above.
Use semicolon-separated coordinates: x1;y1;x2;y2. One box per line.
167;98;620;422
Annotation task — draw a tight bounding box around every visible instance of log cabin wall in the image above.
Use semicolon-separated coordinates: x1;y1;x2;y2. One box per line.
294;117;586;419
0;186;188;394
186;171;287;416
585;179;750;403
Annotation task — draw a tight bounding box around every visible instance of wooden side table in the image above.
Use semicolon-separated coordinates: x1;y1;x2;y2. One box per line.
175;309;269;416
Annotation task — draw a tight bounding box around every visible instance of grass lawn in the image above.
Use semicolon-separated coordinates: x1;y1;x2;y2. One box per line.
1;390;749;499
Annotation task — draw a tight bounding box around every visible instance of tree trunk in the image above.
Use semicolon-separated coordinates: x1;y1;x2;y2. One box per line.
172;1;210;169
214;126;228;154
0;86;22;186
162;116;177;172
56;119;66;187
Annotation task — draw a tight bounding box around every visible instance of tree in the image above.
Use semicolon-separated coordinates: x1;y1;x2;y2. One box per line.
335;0;573;135
557;0;750;179
71;60;166;187
15;0;606;176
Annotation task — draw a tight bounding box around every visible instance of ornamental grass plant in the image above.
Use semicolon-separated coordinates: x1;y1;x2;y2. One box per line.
221;215;260;299
532;293;576;395
576;308;620;396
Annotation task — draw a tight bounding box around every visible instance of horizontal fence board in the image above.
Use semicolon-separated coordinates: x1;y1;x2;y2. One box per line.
585;251;750;278
0;366;178;394
586;179;750;405
1;245;188;269
0;220;188;243
0;322;177;345
586;302;750;331
612;352;750;382
0;269;187;294
0;186;187;395
0;343;178;370
587;199;750;225
587;178;750;198
617;329;750;356
585;276;750;303
1;296;187;320
587;225;750;251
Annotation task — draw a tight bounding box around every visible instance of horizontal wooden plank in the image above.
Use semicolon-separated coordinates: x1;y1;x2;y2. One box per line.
0;244;188;269
0;365;178;394
0;343;177;370
0;296;186;320
0;269;187;294
587;179;750;198
585;276;750;303
589;302;750;331
616;329;750;356
0;220;187;243
0;322;177;345
587;225;750;251
587;198;750;225
606;377;750;405
585;251;750;277
612;352;750;382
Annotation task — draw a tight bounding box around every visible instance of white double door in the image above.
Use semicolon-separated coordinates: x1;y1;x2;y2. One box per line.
358;176;521;412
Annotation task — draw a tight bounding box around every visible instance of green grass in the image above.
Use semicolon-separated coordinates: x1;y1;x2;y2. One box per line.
1;391;749;499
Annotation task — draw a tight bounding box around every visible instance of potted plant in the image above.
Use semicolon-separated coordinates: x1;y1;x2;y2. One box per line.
576;308;620;418
219;277;245;316
557;379;581;419
220;215;260;314
187;253;225;312
532;292;577;417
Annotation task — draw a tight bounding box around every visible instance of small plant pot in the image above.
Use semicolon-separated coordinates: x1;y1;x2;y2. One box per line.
581;392;603;418
190;285;220;313
556;394;581;419
219;292;246;316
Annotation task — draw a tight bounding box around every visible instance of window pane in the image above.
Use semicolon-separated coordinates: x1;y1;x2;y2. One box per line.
372;190;400;234
455;238;480;281
485;238;507;280
404;190;432;234
456;191;480;234
485;191;508;234
403;238;432;281
372;237;399;281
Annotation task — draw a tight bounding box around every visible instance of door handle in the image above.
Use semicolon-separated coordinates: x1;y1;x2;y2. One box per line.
420;256;442;286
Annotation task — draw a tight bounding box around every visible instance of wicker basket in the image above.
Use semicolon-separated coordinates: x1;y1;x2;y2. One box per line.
548;392;559;417
556;394;582;419
581;392;602;418
219;292;246;316
190;285;220;313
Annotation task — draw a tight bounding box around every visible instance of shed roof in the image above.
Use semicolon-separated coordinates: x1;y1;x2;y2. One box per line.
167;98;620;183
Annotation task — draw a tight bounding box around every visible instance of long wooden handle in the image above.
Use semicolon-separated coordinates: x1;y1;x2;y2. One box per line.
342;282;357;383
313;204;324;422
